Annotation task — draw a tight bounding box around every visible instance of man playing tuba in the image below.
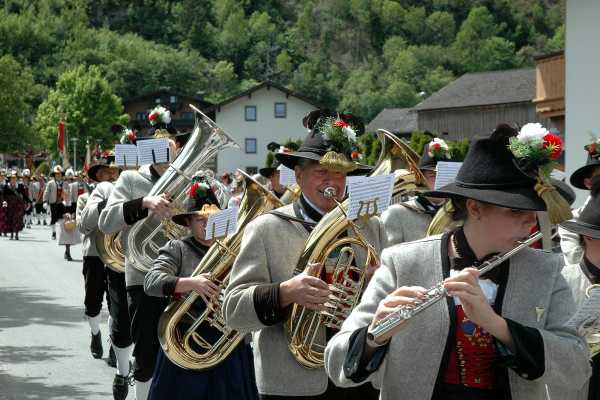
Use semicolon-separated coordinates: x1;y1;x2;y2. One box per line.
223;110;386;400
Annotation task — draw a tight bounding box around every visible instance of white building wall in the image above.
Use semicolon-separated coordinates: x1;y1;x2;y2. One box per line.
214;87;317;175
566;0;600;206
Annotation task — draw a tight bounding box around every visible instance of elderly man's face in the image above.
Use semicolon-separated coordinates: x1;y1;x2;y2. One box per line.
295;161;346;213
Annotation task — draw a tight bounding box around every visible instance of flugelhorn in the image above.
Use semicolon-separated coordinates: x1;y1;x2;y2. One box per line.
157;171;283;370
286;129;428;369
368;231;543;342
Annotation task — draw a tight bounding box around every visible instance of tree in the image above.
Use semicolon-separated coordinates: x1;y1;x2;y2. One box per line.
34;65;127;161
0;55;38;152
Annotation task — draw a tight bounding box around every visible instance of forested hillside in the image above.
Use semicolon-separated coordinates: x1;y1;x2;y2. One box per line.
0;0;564;152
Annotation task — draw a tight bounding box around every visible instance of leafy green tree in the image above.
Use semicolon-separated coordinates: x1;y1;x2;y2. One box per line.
0;55;39;152
34;65;128;161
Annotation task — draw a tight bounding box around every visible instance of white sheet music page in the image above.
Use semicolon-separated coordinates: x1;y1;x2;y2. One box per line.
114;144;139;167
205;207;239;240
137;138;170;165
279;165;297;187
434;161;463;190
346;174;394;220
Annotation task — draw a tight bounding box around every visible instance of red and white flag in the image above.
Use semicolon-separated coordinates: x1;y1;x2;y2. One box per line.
57;121;65;153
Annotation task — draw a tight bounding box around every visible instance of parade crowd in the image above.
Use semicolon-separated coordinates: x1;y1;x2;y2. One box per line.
3;106;600;400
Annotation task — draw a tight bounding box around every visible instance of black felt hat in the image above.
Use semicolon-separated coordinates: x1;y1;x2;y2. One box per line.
570;141;600;189
275;110;371;176
426;124;546;211
560;183;600;239
259;141;299;178
88;152;121;182
171;178;222;227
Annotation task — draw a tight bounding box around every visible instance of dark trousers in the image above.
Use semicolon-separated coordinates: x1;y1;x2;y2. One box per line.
106;268;132;348
127;285;168;382
82;256;109;318
259;380;379;400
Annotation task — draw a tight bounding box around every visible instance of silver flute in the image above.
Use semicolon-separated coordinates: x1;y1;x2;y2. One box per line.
367;231;544;341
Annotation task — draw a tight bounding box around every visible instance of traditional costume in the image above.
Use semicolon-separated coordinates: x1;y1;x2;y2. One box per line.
325;123;591;399
2;171;29;240
44;165;66;240
144;175;258;400
224;110;385;399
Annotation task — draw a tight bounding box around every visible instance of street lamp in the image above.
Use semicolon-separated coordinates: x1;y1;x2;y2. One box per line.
71;137;79;171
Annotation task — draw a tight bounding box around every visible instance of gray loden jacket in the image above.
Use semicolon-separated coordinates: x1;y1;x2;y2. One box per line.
381;197;432;247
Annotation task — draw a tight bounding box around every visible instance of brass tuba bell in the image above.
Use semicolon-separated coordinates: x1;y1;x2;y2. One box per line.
157;170;283;370
95;231;125;273
286;129;428;368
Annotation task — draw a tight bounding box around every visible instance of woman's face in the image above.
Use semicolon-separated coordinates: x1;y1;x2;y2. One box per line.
469;200;538;253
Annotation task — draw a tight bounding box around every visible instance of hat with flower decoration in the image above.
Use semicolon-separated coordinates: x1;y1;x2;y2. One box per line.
260;141;299;178
569;136;600;190
275;109;370;176
88;149;121;182
147;105;178;138
560;181;600;239
171;175;223;226
426;123;572;224
419;138;452;171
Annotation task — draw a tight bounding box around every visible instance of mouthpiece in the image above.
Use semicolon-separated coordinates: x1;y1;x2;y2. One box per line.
323;187;337;199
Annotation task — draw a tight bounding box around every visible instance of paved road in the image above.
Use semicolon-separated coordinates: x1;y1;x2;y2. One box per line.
0;224;130;399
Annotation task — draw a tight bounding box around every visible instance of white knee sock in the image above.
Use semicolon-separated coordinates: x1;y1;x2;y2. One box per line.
108;315;113;334
135;379;151;400
88;314;101;335
114;344;133;377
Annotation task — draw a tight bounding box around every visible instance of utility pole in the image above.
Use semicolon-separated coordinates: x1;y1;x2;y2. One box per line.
71;137;79;171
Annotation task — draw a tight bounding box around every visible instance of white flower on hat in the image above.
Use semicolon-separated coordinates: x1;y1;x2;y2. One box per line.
517;123;547;149
342;126;357;142
148;106;172;126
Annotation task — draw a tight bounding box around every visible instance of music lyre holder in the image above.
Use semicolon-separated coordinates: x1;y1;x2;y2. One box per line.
356;197;379;221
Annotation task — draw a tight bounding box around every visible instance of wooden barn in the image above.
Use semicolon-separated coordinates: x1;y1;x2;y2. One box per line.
413;68;551;141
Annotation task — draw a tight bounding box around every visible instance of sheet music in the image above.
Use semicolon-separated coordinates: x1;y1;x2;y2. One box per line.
566;287;600;336
279;165;297;187
205;207;239;240
137;138;170;165
114;144;138;167
434;161;463;190
346;174;394;220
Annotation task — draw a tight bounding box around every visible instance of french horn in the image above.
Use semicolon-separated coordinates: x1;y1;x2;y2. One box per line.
286;129;428;368
157;170;283;370
126;106;239;273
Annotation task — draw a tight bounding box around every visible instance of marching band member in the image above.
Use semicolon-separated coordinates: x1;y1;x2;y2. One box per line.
325;124;591;400
559;181;600;400
77;154;121;358
259;142;299;199
144;175;258;400
21;169;33;228
381;138;450;247
44;165;65;240
559;138;600;264
31;173;47;225
82;154;132;400
99;107;178;400
224;110;386;399
0;168;6;237
2;171;29;240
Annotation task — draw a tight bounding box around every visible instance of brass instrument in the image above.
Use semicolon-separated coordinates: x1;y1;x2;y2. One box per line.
286;129;428;369
280;184;301;205
157;170;283;370
126;106;239;273
95;231;125;273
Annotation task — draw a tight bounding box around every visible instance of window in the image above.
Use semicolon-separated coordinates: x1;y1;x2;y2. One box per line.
136;112;146;121
170;95;177;104
246;166;258;175
245;138;257;154
155;98;161;104
245;105;257;121
182;112;194;120
274;102;287;118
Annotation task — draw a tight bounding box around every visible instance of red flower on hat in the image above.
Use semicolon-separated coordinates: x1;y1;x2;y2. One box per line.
189;182;200;199
543;133;562;160
127;130;136;142
430;143;441;152
351;150;360;160
587;142;598;155
101;150;110;158
334;120;349;128
148;112;158;122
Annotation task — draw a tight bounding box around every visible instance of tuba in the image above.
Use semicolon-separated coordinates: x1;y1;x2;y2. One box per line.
96;231;125;273
126;106;239;273
157;170;283;370
286;129;428;368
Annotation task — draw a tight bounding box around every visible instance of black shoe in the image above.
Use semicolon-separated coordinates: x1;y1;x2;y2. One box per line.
14;233;18;241
43;220;47;225
64;252;73;261
37;220;41;225
90;332;103;359
106;345;117;368
52;232;56;240
112;374;129;400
